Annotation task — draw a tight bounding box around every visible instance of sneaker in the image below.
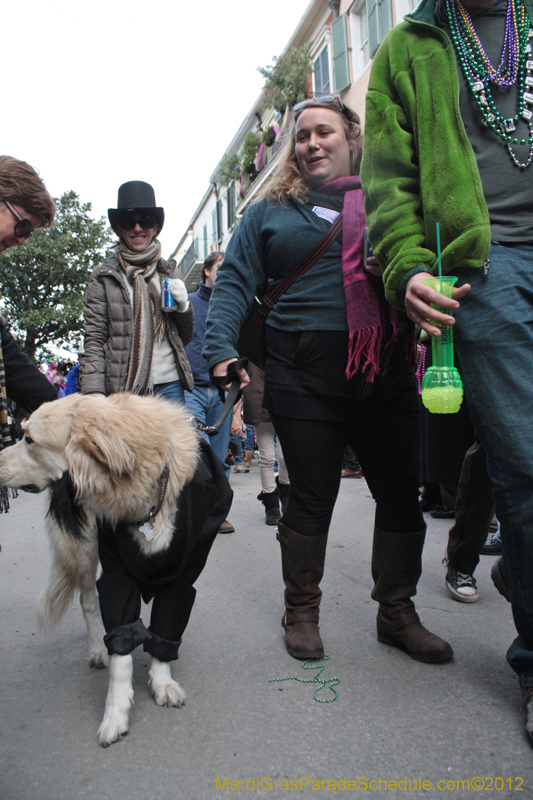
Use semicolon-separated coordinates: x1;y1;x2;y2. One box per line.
480;525;502;555
491;557;510;602
522;686;533;746
233;463;250;473
445;564;479;603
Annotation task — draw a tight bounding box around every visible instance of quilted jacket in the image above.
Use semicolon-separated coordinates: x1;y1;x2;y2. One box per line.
81;252;194;396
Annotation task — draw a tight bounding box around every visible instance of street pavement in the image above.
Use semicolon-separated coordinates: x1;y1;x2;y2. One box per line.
0;463;530;800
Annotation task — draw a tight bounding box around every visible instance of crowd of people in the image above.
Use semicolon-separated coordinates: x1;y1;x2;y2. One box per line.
2;0;533;745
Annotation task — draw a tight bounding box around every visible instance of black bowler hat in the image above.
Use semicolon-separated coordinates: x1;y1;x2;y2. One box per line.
108;181;164;235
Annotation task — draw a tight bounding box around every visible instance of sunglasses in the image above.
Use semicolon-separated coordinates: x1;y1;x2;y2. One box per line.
4;201;34;240
117;214;158;231
294;94;344;114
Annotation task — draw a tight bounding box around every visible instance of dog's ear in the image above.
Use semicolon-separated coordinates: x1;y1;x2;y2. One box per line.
66;422;137;478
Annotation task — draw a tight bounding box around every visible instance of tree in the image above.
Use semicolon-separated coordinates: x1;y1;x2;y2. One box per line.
258;45;313;110
0;191;113;361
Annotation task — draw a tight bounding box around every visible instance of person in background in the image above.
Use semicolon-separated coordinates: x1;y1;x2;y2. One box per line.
64;348;84;396
82;182;194;404
0;155;57;510
184;251;235;535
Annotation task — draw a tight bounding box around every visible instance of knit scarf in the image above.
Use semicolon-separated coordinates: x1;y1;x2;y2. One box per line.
317;176;400;383
0;335;13;512
117;239;166;395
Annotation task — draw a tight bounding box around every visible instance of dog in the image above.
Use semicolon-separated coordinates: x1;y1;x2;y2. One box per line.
0;392;232;746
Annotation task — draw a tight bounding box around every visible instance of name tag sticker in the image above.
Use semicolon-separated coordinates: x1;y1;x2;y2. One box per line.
312;206;340;223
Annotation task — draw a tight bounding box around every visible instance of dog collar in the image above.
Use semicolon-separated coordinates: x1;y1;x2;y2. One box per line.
135;464;169;533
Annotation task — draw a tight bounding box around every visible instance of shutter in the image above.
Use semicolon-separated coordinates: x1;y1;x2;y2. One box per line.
194;237;199;258
227;183;235;229
378;0;393;44
216;199;222;244
367;0;379;57
211;209;217;244
203;224;208;258
332;15;350;92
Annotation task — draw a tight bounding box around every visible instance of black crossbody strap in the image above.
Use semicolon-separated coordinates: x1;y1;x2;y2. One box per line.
252;212;343;324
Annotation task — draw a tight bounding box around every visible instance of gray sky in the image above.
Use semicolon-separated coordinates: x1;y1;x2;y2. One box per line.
4;0;311;257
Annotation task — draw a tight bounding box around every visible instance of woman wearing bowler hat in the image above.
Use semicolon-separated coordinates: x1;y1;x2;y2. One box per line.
82;181;194;402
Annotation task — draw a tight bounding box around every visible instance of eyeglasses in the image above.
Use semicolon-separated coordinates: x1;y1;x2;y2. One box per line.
294;94;344;114
117;214;157;231
4;201;34;240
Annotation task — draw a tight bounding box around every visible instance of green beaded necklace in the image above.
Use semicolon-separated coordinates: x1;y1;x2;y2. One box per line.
445;0;533;167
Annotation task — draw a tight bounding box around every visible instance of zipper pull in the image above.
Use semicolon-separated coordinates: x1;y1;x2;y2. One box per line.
483;258;490;278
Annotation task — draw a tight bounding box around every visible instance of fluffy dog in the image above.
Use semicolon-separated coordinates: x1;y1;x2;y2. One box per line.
0;392;232;746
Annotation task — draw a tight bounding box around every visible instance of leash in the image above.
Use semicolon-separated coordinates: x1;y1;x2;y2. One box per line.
187;357;249;438
269;655;340;704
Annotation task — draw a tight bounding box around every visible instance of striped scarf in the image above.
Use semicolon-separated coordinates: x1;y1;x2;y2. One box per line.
117;239;168;396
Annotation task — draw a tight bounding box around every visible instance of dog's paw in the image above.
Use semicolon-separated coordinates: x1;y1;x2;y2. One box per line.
97;690;133;747
150;677;187;708
90;648;109;670
98;717;129;747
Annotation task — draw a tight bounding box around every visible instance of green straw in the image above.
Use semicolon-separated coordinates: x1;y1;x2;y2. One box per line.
436;222;443;293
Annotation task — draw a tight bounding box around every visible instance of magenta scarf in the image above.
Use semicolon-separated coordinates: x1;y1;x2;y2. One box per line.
317;176;399;383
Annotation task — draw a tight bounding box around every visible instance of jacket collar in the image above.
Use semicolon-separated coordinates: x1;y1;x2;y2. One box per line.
197;282;212;302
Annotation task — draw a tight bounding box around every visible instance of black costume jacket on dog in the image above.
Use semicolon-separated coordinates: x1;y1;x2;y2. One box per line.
50;440;233;663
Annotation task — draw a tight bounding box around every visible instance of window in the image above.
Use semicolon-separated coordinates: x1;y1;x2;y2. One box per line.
350;0;370;81
202;224;208;259
367;0;393;58
193;237;199;258
395;0;419;22
314;47;330;94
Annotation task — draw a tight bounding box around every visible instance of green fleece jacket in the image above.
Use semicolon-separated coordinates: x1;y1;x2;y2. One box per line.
359;0;533;309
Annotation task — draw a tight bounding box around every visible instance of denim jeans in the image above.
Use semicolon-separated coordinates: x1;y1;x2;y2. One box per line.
245;425;255;452
184;386;231;478
453;243;533;686
153;379;185;405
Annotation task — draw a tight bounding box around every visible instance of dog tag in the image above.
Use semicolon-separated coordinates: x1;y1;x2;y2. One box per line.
139;522;156;541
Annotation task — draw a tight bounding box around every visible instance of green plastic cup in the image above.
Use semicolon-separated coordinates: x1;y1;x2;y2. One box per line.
421;276;464;414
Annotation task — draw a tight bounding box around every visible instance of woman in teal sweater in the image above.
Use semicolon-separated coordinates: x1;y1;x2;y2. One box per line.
205;96;452;665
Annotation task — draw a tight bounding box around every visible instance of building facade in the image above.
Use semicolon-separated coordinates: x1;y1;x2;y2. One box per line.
172;0;418;289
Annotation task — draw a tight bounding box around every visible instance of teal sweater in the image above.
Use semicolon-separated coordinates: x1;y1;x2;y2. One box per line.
359;0;533;308
204;196;347;370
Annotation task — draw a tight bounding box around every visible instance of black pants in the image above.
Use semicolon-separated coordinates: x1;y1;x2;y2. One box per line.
446;439;495;575
271;363;423;537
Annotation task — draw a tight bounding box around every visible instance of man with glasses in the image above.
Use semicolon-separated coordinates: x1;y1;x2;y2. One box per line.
0;156;57;504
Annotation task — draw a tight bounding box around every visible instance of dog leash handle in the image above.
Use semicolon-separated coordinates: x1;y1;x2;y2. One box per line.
189;358;249;438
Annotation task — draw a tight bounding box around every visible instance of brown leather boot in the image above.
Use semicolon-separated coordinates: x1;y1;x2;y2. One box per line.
242;449;253;468
371;527;453;664
277;523;327;659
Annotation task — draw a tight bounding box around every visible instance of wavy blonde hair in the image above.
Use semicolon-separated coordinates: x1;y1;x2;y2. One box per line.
260;102;362;205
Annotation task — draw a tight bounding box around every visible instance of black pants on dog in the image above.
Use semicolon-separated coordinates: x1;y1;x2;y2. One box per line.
97;441;233;662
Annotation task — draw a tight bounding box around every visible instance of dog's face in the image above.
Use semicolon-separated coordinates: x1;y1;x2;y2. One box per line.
0;400;73;490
